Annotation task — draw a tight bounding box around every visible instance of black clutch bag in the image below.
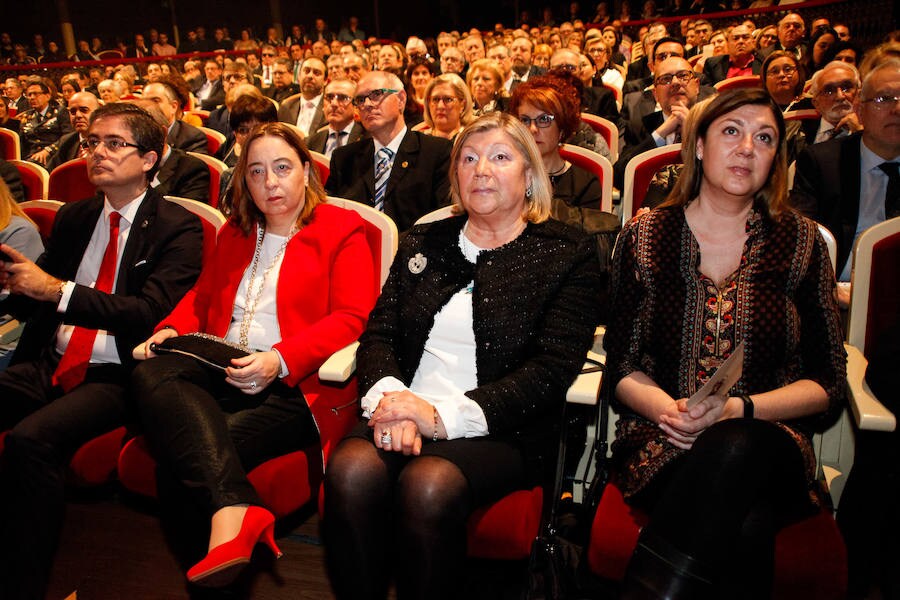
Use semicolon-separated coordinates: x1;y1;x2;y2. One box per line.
150;333;250;371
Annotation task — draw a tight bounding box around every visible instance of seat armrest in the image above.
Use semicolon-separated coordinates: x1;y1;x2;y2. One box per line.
567;351;605;406
845;343;896;432
318;342;359;382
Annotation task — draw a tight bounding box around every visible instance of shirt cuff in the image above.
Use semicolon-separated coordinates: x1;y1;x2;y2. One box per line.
273;347;289;379
360;376;408;418
56;281;76;313
435;396;489;440
651;131;666;147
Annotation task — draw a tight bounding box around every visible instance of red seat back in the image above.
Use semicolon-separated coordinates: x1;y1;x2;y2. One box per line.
49;158;96;203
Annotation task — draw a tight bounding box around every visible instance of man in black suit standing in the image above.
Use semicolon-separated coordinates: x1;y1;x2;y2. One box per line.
46;91;100;172
326;71;451;231
141;79;209;154
702;24;763;85
0;102;203;600
278;57;328;137
306;78;366;158
791;59;900;305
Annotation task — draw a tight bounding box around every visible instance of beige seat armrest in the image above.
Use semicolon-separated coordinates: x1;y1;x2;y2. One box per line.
845;343;896;432
567;351;605;406
318;342;359;382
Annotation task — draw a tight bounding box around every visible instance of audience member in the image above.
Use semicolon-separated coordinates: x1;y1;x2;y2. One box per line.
702;24;762;85
20;79;72;165
46;91;100;171
264;58;301;104
141;78;209;154
305;78;366;158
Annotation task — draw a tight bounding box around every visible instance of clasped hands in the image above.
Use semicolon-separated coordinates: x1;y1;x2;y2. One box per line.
658;394;743;450
369;391;443;456
141;327;281;396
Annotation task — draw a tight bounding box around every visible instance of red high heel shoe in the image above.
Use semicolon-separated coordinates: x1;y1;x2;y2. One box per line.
187;505;283;587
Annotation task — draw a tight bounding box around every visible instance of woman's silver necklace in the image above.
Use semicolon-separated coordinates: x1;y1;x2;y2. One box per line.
238;224;296;349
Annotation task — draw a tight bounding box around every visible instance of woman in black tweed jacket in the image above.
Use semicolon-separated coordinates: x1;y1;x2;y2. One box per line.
323;113;604;599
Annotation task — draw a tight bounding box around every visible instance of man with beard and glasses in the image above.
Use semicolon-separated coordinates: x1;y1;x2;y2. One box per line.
805;61;864;144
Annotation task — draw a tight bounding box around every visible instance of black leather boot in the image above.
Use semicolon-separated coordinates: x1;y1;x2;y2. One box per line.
620;533;714;600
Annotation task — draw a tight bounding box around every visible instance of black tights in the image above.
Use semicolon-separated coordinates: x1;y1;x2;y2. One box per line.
631;419;814;597
323;438;473;600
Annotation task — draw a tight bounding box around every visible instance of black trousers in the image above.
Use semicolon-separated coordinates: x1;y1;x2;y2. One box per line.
0;348;130;600
131;354;318;563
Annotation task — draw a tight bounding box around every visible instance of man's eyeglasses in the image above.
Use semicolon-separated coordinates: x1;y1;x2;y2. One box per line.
352;88;399;107
861;94;900;110
817;82;857;98
552;63;578;72
654;70;695;86
261;52;276;57
519;113;556;128
80;138;145;153
324;92;353;104
225;73;248;81
767;65;798;77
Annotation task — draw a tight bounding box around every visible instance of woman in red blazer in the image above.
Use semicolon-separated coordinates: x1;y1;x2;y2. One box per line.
132;122;376;587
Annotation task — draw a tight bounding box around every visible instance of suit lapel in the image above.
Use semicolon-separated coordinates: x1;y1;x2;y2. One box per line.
386;130;418;198
360;139;377;200
116;190;159;294
839;135;862;234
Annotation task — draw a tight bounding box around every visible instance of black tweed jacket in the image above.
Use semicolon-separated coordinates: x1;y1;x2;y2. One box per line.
358;214;604;452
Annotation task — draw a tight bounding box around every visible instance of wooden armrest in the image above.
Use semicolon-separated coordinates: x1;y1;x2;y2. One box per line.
845;343;896;432
567;350;605;406
318;342;359;382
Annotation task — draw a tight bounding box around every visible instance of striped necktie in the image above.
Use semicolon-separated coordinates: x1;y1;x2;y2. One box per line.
373;147;394;212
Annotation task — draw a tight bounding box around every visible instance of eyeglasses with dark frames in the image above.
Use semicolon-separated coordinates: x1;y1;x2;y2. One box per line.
654;70;695;86
519;113;556;128
352;88;399;107
79;137;146;153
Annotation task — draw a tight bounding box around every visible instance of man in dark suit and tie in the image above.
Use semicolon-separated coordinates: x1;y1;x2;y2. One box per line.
4;78;29;115
790;60;900;305
278;57;328;137
46;91;100;172
326;71;451;231
702;24;763;85
0;102;203;600
305;79;366;158
802;61;864;145
141;79;209;154
759;13;808;65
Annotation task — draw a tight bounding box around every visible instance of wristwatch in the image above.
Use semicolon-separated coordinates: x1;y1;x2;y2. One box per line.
740;394;754;419
55;280;67;303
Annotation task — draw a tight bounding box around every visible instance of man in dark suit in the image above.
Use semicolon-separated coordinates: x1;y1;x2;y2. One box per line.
4;78;29;115
278;57;328;137
207;62;256;138
625;22;669;86
126;33;151;59
550;49;621;124
306;79;366;158
46;91;100;172
615;56;711;189
0;102;203;600
326;71;451;231
194;59;226;111
758;13;808;64
802;61;864;145
264;58;301;104
141;80;209;154
790;60;900;304
702;24;763;85
131;98;211;202
509;37;546;90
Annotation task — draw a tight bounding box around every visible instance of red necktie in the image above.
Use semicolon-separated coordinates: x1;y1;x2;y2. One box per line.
52;212;121;392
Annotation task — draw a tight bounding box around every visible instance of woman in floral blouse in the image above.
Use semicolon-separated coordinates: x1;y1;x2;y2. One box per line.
604;89;846;599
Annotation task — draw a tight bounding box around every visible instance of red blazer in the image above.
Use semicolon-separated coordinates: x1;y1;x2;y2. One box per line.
159;203;377;388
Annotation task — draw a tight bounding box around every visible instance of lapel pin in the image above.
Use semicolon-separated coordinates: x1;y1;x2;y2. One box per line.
401;161;409;168
408;253;427;274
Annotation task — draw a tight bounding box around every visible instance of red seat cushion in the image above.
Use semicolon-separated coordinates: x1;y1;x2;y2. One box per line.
586;480;847;598
466;487;543;560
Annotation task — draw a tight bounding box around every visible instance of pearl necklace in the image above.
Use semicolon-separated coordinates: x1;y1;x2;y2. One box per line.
238;224;297;349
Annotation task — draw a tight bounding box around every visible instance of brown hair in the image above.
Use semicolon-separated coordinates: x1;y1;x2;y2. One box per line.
0;178;35;230
761;50;806;99
661;88;790;219
229;122;326;235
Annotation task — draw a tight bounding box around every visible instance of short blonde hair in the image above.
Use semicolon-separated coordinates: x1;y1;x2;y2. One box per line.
423;73;475;130
449;112;551;223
